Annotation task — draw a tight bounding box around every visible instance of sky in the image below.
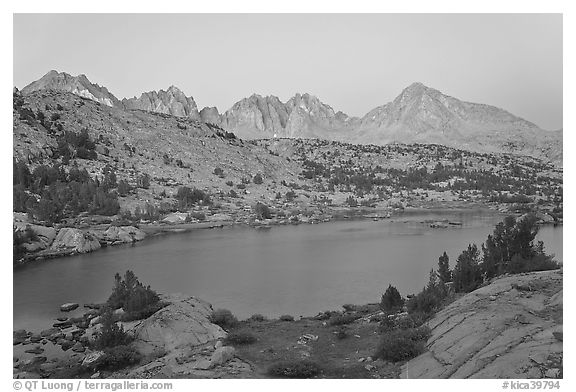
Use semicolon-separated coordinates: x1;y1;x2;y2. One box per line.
13;13;562;130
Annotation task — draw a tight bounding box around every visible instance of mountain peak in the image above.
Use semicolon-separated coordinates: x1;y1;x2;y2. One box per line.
123;85;200;119
21;70;121;108
407;81;427;89
45;70;60;77
400;82;432;97
167;85;184;94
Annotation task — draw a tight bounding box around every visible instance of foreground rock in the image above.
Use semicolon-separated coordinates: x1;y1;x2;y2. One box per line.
403;269;563;379
126;294;227;356
109;295;254;378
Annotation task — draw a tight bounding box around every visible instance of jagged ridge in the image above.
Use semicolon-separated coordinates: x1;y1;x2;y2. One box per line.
19;71;562;163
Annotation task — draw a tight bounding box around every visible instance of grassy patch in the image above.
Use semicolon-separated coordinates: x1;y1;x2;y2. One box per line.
268;360;322;378
92;345;142;371
231;317;401;378
328;313;361;326
224;331;257;345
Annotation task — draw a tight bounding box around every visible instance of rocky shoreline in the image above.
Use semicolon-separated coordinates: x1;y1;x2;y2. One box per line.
13;204;388;266
13;294;250;379
14;201;560;267
14;269;563;379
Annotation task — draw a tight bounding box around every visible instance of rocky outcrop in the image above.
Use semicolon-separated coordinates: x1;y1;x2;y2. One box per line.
100;225;146;245
161;212;189;224
219;93;356;140
403;269;563;379
13;221;57;252
123;86;200;119
60;303;79;312
14;221;147;262
210;346;236;367
199;107;222;125
283;93;358;138
50;228;101;255
220;94;290;138
21;70;122;107
127;294;227;356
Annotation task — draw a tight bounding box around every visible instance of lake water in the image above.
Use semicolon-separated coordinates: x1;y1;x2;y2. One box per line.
13;209;563;332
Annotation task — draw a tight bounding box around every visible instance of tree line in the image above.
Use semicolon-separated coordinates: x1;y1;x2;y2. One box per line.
381;214;559;316
13;159;120;224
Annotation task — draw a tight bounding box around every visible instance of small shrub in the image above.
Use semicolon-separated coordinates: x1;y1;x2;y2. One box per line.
249;314;266;322
374;327;431;362
329;313;360;326
209;309;239;329
377;315;397;333
285;190;296;201
94;307;132;349
345;195;357;207
335;327;349;340
189;211;206;221
176;186;211;208
254;202;272;219
253;173;263;184
268;360;322;378
117;179;131;196
107;270;160;314
279;314;294;322
137;173;150;189
120;302;167;322
314;311;338;321
380;284;404;312
369;313;386;323
342;304;380;314
224;331;257;345
213;167;224;177
401;326;432;342
508;253;560;274
96;345;141;371
395;312;430;330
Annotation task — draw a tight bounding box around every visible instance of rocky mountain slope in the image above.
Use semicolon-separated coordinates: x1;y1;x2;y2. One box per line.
22;70;122;108
19;71;561;162
13;88;304;216
12;86;562;225
123;86;200;119
213;93;357;140
215;83;561;163
351;83;562;163
402;269;563;379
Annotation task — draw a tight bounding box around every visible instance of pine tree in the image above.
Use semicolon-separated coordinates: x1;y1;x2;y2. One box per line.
437;252;451;283
380;284;404;312
95;306;130;349
481;234;502;279
453;244;482;293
